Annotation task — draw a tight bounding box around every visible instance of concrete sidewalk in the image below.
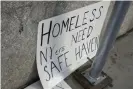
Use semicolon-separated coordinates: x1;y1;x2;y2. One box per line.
103;30;133;89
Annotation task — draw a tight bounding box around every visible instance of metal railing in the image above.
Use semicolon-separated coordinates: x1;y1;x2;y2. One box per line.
88;1;131;84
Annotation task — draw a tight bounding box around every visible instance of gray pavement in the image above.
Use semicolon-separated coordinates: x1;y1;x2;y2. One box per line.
104;30;133;89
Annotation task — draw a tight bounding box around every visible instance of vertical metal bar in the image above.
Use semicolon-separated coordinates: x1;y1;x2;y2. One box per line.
88;1;131;83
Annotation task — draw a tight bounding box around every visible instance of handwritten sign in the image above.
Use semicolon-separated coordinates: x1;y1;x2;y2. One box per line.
25;80;72;89
36;1;110;89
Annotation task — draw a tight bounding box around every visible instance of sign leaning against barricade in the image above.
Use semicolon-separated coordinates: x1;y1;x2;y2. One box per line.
36;1;110;89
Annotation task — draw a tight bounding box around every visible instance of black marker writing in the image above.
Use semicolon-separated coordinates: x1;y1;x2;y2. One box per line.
41;21;52;46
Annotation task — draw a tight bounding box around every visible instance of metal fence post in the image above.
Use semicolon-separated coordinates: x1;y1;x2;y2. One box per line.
88;1;131;84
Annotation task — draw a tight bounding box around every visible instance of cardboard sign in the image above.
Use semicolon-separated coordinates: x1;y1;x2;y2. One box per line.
25;80;72;89
36;1;110;89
